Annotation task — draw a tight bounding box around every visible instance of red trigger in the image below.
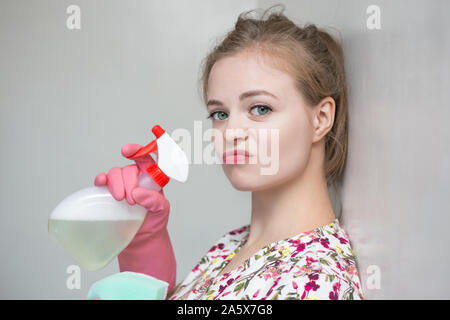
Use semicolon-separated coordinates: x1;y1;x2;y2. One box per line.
127;139;158;160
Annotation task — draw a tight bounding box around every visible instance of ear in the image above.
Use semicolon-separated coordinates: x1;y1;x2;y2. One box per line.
312;97;336;143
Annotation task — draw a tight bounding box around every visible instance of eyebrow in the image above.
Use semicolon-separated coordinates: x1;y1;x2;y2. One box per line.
206;89;278;108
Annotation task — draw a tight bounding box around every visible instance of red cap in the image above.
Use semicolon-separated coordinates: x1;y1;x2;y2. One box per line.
146;163;170;188
152;125;165;138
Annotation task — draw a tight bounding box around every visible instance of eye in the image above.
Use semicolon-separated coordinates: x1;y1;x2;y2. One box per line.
250;104;272;116
207;111;228;121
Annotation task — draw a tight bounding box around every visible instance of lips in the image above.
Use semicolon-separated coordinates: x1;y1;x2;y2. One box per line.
223;149;250;163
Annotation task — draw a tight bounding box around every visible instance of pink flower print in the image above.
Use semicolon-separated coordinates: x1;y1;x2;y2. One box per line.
217;243;225;250
221;273;231;281
332;231;348;244
301;279;320;300
335;261;345;271
270;267;279;278
306;256;317;266
329;290;338;300
262;272;272;281
333;282;341;292
227;278;235;286
292;281;298;290
192;264;200;272
304;275;320;292
253;289;261;298
291;243;306;258
218;284;227;293
234;226;247;234
329;282;340;300
264;276;282;298
208;245;217;253
262;268;278;281
347;264;357;275
222;291;231;297
308;273;319;281
319;238;330;249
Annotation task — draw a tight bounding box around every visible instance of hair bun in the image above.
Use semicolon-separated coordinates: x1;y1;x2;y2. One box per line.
303;24;319;39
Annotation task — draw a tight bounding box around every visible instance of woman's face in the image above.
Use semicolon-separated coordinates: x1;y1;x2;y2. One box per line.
206;49;318;191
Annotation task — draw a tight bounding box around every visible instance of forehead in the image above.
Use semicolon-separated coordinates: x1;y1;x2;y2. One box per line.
207;50;296;99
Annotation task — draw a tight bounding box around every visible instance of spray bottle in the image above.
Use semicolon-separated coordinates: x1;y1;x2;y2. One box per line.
48;125;189;271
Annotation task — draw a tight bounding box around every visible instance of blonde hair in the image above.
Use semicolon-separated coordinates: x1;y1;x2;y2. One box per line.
199;4;349;187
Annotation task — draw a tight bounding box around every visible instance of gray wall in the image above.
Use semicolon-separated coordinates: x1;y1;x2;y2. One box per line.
1;0;449;299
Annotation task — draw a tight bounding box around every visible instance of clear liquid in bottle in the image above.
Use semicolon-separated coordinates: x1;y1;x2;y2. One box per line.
48;174;156;270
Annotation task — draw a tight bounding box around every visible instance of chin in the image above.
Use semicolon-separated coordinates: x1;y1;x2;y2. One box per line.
223;167;282;192
229;180;255;191
223;167;254;191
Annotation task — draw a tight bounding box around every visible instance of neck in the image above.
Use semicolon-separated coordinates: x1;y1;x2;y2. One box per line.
247;145;336;248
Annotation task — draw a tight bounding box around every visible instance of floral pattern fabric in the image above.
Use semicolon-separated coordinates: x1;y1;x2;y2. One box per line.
168;218;364;300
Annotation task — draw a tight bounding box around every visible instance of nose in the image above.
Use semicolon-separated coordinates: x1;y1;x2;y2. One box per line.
224;117;249;146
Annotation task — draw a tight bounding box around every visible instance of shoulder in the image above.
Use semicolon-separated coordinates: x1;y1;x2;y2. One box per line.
207;224;250;253
280;219;365;300
202;224;249;260
274;247;364;299
189;224;249;273
222;224;250;242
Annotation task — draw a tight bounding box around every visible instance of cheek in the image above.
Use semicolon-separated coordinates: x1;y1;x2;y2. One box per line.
254;111;313;186
277;119;313;175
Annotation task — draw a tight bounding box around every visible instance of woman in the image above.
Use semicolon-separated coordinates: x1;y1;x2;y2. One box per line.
95;6;364;300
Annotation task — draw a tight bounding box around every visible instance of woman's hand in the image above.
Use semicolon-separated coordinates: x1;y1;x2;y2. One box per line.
93;143;176;294
94;143;170;235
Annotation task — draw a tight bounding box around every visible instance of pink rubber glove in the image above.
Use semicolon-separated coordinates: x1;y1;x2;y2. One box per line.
94;144;176;297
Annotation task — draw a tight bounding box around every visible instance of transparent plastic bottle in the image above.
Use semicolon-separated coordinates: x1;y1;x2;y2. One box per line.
48;125;189;271
48;173;162;271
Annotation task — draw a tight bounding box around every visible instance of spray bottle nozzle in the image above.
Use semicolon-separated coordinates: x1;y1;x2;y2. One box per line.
125;124;189;187
126;125;165;160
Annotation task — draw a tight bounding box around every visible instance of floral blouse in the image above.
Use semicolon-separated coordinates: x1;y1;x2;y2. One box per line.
168;218;364;300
